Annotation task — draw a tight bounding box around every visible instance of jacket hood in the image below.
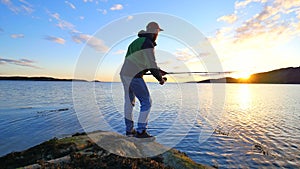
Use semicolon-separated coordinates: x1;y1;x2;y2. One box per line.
138;30;157;45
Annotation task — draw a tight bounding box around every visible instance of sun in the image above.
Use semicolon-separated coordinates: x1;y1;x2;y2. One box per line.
239;72;251;79
233;72;252;80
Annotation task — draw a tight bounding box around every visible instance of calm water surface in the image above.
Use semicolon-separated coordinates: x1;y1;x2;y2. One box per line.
0;81;299;168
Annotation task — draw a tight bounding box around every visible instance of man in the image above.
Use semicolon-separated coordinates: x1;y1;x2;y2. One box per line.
120;22;166;139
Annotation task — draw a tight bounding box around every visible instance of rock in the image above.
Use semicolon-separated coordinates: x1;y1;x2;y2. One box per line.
0;131;211;169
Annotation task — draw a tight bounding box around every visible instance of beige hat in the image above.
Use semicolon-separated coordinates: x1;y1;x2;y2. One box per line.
146;22;164;33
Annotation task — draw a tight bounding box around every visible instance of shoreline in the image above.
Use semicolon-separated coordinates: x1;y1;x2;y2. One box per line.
0;131;212;169
1;66;300;84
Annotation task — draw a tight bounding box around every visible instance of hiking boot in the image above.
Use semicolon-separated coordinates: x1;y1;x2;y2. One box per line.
136;130;155;140
126;129;136;137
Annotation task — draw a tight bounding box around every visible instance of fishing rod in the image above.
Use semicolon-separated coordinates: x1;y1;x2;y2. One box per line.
145;71;235;75
145;71;235;82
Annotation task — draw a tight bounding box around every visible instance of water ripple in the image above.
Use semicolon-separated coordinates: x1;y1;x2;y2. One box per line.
0;82;300;168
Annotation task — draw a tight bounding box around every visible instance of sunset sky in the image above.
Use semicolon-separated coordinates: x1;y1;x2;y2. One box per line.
1;0;300;81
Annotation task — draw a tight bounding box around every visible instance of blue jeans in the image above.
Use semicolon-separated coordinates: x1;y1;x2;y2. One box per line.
121;76;152;133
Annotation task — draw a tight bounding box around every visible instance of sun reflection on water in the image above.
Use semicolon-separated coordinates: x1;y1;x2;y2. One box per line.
238;84;252;110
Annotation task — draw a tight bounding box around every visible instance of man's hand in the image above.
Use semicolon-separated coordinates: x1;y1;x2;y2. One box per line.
160;69;167;76
159;77;167;85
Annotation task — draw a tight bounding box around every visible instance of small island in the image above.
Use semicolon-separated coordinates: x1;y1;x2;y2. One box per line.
0;76;87;82
196;66;300;84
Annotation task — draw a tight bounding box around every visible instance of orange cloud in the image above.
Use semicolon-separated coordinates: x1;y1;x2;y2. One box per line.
44;36;66;44
217;14;238;24
210;0;300;74
221;0;300;43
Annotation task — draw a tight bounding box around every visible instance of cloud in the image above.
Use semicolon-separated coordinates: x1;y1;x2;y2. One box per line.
21;4;33;13
72;35;83;43
50;12;60;20
0;57;40;69
235;0;267;9
83;0;106;4
235;0;251;8
172;66;182;70
113;49;126;55
97;8;107;15
256;5;280;21
127;15;133;21
44;36;66;44
11;34;24;39
209;0;300;74
174;48;194;61
47;11;79;33
72;34;109;52
217;14;238;23
157;61;172;65
272;14;281;21
217;0;300;43
65;1;76;9
57;20;76;32
198;52;213;57
1;0;33;14
19;0;32;6
83;0;93;2
110;4;123;11
278;0;300;9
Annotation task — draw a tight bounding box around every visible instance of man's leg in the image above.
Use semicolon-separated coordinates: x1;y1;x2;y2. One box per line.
121;76;135;133
130;78;152;133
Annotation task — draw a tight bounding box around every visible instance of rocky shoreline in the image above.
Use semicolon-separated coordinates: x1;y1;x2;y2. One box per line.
0;131;212;169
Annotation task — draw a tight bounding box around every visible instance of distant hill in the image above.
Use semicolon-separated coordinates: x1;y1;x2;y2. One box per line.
248;67;300;84
197;66;300;84
0;76;87;82
196;77;238;83
1;67;300;84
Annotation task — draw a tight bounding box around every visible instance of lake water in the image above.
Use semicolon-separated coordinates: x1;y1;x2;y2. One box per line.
0;81;299;168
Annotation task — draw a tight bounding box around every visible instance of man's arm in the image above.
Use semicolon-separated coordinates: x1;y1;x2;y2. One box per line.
143;48;163;82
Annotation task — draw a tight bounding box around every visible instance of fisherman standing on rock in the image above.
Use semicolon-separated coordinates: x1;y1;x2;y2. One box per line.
120;22;167;139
